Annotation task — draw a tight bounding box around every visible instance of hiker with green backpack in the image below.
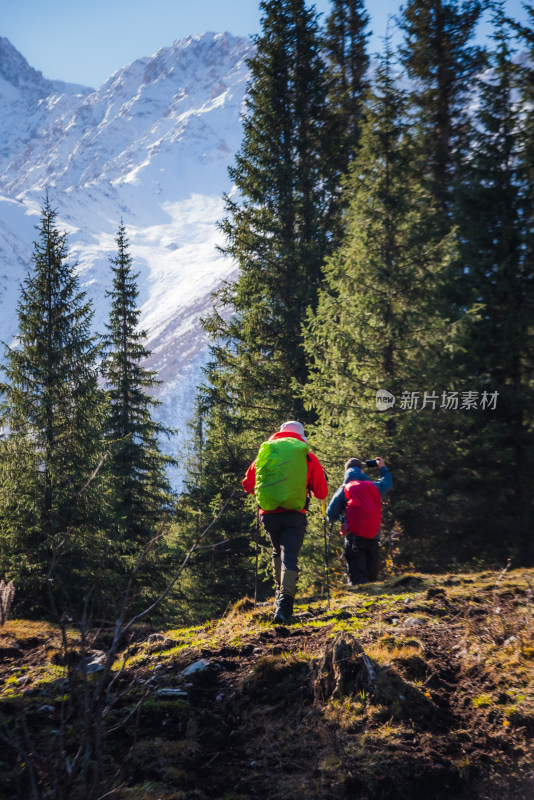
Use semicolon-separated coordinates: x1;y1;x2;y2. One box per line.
243;421;328;623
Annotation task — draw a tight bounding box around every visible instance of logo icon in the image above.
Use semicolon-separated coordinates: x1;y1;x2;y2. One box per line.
376;389;395;412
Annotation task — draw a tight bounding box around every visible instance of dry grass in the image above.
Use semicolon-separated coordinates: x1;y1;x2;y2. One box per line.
1;568;534;799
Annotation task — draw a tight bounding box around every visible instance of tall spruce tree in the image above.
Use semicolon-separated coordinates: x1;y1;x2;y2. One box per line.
324;0;370;168
398;0;485;215
103;223;175;589
205;0;341;432
0;198;108;614
454;4;534;563
303;40;456;567
205;0;341;423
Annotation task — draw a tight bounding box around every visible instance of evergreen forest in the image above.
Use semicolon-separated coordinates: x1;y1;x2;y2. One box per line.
0;0;533;627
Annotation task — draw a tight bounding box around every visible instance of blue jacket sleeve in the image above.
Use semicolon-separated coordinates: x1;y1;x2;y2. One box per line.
374;467;392;499
326;484;346;522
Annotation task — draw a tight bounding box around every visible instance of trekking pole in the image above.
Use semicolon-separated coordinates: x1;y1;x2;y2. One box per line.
254;508;260;609
321;500;330;610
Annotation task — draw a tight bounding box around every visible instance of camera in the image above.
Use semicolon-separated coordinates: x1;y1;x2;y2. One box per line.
365;459;378;468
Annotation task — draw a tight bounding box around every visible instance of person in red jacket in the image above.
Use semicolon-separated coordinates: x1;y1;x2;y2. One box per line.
243;421;328;623
327;457;393;586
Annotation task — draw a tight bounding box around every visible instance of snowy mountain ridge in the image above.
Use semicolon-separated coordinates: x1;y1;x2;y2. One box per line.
0;35;89;98
0;32;254;483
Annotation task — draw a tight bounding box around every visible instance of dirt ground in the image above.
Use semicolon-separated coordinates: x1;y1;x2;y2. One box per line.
1;570;533;799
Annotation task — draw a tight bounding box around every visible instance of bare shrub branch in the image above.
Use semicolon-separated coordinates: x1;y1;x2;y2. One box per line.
1;486;237;800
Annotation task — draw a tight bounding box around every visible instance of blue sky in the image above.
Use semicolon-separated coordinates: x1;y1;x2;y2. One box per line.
2;0;530;89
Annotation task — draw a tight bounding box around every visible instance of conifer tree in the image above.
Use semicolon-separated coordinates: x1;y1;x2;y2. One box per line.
303;40;455;565
324;0;370;167
103;224;175;584
201;0;339;496
454;4;534;562
398;0;485;214
0;198;108;613
205;0;341;425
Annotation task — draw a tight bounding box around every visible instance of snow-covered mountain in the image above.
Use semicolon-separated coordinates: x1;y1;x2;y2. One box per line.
0;33;253;483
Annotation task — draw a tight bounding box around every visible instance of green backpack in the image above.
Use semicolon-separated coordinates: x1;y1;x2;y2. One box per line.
255;437;310;511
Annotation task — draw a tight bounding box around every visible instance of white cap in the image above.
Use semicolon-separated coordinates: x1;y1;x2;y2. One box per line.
280;420;307;441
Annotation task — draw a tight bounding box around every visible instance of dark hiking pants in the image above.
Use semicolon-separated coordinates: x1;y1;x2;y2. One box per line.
261;511;306;573
344;533;379;585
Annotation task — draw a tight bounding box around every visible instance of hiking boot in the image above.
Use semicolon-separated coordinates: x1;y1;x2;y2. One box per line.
273;594;294;624
273;572;297;623
273;607;290;624
272;569;298;623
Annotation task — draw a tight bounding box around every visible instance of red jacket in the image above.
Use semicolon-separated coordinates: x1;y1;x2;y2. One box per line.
242;431;328;514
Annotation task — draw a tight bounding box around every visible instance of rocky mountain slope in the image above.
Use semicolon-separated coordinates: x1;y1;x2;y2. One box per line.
0;33;254;479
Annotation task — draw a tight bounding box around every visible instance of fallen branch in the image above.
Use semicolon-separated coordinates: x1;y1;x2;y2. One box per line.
495;558;512;586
